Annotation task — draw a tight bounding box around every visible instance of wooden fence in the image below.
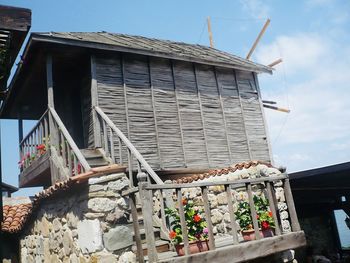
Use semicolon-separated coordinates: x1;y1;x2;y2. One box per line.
125;172;301;262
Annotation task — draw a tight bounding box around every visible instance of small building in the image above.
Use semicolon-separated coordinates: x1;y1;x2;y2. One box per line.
290;162;350;262
0;19;306;261
1;182;18;197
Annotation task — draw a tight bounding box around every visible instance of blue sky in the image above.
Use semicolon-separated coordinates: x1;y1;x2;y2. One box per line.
1;0;349;196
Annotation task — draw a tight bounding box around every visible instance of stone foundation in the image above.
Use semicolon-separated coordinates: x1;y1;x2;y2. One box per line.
19;172;137;263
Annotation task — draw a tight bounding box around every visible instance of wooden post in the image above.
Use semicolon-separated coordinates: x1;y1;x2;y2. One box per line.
177;188;190;255
246;18;270;60
138;172;158;262
266;182;281;235
130;191;144;263
201;186;216;250
283;178;301;231
90;55;102;148
247;183;261;240
18;110;23;159
225;185;239;244
207;16;214;48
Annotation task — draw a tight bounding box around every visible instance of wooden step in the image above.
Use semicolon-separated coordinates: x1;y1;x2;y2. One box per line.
81;148;110;167
133;227;161;243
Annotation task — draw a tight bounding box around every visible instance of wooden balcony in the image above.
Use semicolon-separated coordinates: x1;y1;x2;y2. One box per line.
125;172;306;263
18;108;91;187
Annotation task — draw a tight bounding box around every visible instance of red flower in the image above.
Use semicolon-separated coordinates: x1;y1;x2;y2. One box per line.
261;221;270;230
256;214;259;219
169;231;177;239
268;211;273;217
182;199;187;205
193;214;201;223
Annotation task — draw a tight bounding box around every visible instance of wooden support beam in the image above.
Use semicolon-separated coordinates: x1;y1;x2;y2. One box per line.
268;58;283;68
263;104;290;113
246;19;270;60
90;55;102;148
207;16;214;48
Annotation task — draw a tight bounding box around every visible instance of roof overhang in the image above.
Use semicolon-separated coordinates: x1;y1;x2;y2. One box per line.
0;5;31;92
0;32;273;119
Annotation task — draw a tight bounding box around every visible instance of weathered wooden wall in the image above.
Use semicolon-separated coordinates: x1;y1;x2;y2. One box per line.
94;53;270;170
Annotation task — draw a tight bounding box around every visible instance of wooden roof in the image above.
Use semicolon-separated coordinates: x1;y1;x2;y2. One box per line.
34;32;273;74
0;5;31;92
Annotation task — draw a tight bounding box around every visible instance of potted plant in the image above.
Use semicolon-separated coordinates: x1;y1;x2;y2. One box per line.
165;199;209;256
235;195;275;241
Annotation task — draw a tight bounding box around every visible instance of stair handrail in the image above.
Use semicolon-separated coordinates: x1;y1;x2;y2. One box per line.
48;106;91;172
94;106;163;185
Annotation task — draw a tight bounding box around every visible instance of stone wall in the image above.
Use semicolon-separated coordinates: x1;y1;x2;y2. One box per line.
160;164;291;237
19;172;137;263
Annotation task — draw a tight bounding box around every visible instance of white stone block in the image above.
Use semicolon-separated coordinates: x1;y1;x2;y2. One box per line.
77;219;103;253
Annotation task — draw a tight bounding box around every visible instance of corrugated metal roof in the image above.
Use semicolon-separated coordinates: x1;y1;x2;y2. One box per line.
34;32;272;74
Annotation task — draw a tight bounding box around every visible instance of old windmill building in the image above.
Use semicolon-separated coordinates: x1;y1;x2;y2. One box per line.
1;29;306;263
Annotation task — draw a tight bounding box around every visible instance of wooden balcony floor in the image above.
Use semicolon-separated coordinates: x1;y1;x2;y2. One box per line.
157;231;306;263
19;152;51;188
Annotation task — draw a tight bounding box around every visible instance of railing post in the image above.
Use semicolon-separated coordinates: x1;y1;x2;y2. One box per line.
265;182;281;235
91;56;102;148
225;185;239;244
283;178;301;232
247;183;261;240
138;172;158;262
201;186;216;250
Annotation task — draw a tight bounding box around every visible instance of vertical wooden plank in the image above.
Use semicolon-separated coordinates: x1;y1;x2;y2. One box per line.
170;60;187;165
118;137;123;164
193;64;211;166
44;115;49;148
121;55;131;142
127;148;134;186
266;182;281;235
159;190;167;231
73;154;78;175
283;178;301;231
253;72;273;163
214;67;232;163
91;55;102;148
177;188;190;255
109;127;115;162
18;112;23;145
46;55;55;108
139;176;158;262
61;133;67;166
201;186;215;250
225;185;239;244
148;57;163;169
102;120;108;156
130;192;144;263
67;145;72;177
233;69;252;161
247;183;261;240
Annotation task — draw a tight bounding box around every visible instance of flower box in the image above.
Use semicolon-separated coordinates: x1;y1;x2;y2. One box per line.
175;240;209;256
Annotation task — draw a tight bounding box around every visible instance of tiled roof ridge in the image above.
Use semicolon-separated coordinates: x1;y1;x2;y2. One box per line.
1;164;126;234
174;160;273;184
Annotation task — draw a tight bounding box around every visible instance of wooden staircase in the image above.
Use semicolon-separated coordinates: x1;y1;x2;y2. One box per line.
131;203;177;260
81;148;110;168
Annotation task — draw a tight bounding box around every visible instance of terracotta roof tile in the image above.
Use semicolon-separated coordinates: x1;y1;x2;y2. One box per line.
174;161;273;184
1;203;33;233
1;164;125;234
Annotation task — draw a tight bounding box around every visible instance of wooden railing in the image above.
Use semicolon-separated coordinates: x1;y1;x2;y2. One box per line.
48;107;91;176
132;173;301;262
19;110;50;170
94;106;163;185
19;107;90;177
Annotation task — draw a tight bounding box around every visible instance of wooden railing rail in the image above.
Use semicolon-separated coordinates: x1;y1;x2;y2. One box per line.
137;173;300;262
94;106;163;185
48;107;91;176
19;110;49;170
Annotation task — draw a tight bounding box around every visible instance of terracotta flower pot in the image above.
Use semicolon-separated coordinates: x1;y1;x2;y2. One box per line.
241;228;274;241
175;240;209;256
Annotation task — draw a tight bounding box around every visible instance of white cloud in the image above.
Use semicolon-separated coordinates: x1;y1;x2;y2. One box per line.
255;33;329;75
255;31;350;171
239;0;270;18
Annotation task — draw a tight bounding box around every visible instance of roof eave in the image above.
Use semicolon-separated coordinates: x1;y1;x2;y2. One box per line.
31;33;273;74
